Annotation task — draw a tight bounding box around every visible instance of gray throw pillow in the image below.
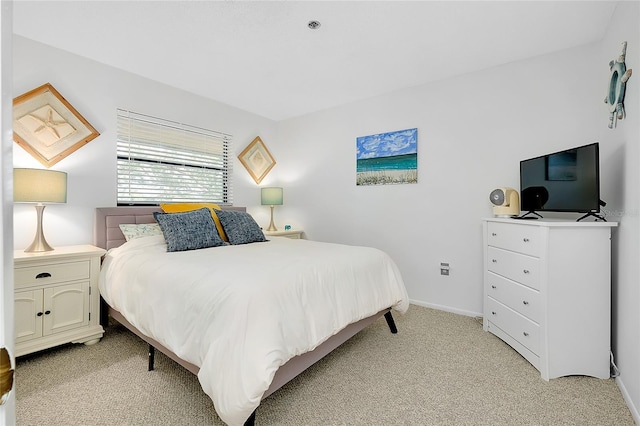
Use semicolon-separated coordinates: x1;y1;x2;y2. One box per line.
214;209;267;245
153;208;226;252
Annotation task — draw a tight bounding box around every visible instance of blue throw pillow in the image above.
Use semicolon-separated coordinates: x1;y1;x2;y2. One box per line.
214;209;267;245
153;208;226;252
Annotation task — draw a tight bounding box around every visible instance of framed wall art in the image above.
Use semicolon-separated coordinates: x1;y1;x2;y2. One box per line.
13;83;100;167
238;136;276;184
356;128;418;186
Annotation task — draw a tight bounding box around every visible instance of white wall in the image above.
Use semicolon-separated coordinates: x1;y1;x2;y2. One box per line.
275;43;603;317
1;1;15;423
596;1;640;421
12;35;278;249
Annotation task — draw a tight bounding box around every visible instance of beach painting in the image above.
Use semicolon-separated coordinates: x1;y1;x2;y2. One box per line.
356;128;418;185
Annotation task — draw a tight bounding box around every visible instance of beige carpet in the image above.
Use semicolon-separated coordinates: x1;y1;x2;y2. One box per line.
15;305;634;425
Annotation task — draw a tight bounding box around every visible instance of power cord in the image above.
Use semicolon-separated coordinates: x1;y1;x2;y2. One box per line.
610;351;620;378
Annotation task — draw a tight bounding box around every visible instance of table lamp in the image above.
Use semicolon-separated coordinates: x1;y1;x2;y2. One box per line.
14;168;67;252
261;187;283;231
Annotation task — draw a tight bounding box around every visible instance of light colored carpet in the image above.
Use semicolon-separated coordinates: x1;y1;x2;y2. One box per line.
15;305;634;425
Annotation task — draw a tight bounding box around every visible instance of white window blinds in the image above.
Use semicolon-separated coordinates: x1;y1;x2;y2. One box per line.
116;109;233;205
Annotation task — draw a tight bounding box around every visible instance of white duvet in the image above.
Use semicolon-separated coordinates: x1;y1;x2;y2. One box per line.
99;235;409;425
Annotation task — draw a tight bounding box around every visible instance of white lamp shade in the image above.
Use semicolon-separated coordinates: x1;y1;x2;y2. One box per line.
261;187;283;206
14;168;67;203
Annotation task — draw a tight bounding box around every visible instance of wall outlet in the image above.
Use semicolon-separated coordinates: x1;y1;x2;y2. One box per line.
440;262;450;276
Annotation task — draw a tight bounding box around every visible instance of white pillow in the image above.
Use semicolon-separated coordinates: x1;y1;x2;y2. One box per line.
119;223;162;241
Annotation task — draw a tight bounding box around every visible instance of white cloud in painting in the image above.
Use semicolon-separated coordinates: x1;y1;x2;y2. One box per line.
356;128;417;159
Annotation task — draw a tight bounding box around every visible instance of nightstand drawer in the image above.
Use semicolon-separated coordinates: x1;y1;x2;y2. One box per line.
486;271;541;323
486;296;540;356
487;222;540;256
15;260;91;288
487;246;540;290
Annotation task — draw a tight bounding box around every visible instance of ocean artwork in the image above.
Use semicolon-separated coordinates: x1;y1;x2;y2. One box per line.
356;128;417;185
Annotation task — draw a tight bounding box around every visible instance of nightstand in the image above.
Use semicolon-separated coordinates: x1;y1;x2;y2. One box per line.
263;229;304;239
14;245;106;357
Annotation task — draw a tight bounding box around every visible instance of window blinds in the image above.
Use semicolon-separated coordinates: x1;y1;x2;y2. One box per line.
116;109;233;205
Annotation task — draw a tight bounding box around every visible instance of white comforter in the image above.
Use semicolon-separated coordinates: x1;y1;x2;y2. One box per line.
99;235;409;425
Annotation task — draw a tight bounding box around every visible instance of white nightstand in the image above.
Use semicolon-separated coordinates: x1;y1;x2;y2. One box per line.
263;229;304;239
14;245;106;357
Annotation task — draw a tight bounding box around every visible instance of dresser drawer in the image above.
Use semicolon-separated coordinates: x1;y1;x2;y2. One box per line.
15;260;91;288
487;222;540;256
487;246;540;290
486;296;540;356
486;271;541;323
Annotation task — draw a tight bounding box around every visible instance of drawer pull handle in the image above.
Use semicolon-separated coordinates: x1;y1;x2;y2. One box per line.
491;285;497;289
491;232;497;236
523;269;530;274
523;300;529;305
523;332;529;337
491;311;497;315
492;259;497;263
35;272;51;279
523;238;530;242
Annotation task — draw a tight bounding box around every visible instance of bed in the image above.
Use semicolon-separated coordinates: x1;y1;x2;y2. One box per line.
94;206;409;426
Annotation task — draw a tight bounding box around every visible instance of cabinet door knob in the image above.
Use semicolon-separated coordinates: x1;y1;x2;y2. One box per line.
523;332;529;337
44;310;51;315
491;285;497;289
523;238;530;242
492;259;497;263
491;311;497;315
36;312;43;317
523;269;530;274
523;300;529;305
35;272;52;279
491;232;497;236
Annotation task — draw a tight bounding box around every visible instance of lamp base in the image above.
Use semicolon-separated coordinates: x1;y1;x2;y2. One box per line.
266;205;277;232
24;204;54;253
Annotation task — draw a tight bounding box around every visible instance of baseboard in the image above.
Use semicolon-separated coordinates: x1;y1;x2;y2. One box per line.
409;299;482;318
616;374;640;424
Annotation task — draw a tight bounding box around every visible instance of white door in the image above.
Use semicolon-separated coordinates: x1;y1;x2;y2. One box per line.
0;1;15;424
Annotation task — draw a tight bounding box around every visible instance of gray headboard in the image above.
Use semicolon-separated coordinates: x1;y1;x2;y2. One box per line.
94;206;246;250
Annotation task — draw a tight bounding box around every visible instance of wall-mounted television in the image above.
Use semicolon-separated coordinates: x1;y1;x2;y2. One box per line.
519;142;603;221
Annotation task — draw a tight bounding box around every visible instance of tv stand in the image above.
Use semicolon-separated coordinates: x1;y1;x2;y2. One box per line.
577;200;607;222
517;211;542;220
577;211;607;222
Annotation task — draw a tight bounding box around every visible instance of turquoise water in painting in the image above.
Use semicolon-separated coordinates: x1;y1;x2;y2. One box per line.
356;153;417;172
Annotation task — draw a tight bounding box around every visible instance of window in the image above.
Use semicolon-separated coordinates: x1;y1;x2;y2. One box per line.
116;109;232;205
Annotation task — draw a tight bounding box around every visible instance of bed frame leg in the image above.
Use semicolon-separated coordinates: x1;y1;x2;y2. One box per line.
244;409;256;426
384;311;398;334
148;344;155;371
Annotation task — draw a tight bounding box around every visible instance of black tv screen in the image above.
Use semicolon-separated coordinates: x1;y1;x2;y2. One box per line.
520;142;600;213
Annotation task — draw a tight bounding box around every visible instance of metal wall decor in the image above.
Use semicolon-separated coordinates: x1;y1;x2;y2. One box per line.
605;41;632;129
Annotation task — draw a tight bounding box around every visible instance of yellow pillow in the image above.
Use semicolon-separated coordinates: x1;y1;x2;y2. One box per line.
160;203;228;242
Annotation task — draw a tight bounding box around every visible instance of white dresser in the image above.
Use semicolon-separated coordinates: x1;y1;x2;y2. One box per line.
482;218;617;380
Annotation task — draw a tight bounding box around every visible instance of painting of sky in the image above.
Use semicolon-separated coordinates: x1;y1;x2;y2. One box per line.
356;128;417;185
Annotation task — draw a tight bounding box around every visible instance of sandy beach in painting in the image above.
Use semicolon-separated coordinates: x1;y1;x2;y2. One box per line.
356;169;417;185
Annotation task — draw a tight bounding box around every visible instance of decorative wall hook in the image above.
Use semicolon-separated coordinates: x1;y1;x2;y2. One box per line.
605;41;632;129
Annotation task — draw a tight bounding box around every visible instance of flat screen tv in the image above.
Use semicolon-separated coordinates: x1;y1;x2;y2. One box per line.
519;142;603;221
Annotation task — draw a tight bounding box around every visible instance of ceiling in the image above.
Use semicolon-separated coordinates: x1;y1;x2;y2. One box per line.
13;1;618;121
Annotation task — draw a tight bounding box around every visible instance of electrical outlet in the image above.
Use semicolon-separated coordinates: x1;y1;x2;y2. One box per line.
440;262;450;276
